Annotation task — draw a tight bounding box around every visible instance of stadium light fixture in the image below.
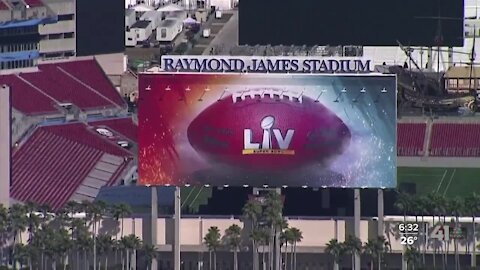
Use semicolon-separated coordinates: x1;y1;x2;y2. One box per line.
314;89;327;102
165;183;171;187
223;184;229;188
321;185;327;188
341;87;347;93
185;86;191;91
185;183;191;187
282;185;288;188
302;185;308;189
145;85;151;91
243;184;249;188
381;87;387;93
218;87;228;101
263;184;269;188
360;87;366;93
205;86;210;92
165;85;171;91
204;184;211;187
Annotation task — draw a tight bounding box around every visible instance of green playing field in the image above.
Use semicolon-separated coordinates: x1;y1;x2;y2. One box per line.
397;167;480;197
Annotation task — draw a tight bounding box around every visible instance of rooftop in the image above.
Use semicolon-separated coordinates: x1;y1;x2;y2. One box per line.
11;121;135;210
0;58;126;115
131;20;151;29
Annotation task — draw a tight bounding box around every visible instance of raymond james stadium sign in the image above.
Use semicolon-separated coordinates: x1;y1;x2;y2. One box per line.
160;56;373;73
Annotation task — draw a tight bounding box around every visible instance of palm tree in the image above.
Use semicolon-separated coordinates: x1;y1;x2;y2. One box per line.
0;204;8;267
84;200;107;270
112;203;132;266
345;235;362;270
363;237;390;270
251;228;267;270
204;226;221;270
448;197;463;270
242;199;262;270
121;234;142;270
97;234;114;270
288;227;302;270
8;203;27;268
416;195;429;266
263;192;284;270
280;227;293;270
325;239;346;270
465;192;480;268
405;246;420;270
142;244;157;270
224;224;242;270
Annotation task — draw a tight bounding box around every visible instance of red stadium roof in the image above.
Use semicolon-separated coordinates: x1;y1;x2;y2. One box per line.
11;122;134;210
0;1;10;10
0;59;126;115
24;0;43;7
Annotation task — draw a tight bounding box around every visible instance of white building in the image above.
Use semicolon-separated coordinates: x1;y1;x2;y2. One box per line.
156;19;183;42
125;9;136;28
126;20;153;46
210;0;235;10
0;85;10;207
39;0;76;60
140;10;163;28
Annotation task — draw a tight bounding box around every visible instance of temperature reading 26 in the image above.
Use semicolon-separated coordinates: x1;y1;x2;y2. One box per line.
401;236;418;245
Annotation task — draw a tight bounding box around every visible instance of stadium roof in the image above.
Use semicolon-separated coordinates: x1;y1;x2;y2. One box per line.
11;121;136;210
0;59;126;116
88;117;137;142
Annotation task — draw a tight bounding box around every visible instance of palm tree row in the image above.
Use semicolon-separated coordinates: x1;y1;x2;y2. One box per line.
0;201;157;270
325;236;390;270
395;192;480;269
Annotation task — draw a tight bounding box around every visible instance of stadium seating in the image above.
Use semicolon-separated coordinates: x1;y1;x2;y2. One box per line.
11;123;134;210
53;60;125;106
430;123;480;157
0;1;9;10
89;117;137;142
397;123;426;156
0;59;126;116
0;75;59;115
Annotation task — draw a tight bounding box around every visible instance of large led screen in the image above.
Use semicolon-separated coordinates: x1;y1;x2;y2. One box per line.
139;73;397;188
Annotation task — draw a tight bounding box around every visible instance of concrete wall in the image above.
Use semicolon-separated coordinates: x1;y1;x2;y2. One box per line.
0;85;10;207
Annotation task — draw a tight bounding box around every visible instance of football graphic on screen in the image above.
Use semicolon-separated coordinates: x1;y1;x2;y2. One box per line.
187;88;351;171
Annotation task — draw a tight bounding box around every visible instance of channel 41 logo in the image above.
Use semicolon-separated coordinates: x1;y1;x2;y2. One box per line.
429;224;466;241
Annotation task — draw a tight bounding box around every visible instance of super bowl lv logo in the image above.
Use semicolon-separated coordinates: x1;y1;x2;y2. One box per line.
243;116;295;155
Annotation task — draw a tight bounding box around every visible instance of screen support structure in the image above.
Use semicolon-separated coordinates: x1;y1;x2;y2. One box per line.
378;189;384;236
151;187;158;270
354;189;361;270
174;186;181;270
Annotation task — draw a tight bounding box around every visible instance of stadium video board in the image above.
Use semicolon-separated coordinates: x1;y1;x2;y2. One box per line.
138;73;397;188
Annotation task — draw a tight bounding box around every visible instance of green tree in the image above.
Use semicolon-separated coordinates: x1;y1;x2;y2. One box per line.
224;224;242;270
121;234;142;270
345;235;362;270
325;239;346;270
242;199;262;270
142;244;157;270
263;192;284;270
8;204;27;268
204;226;221;270
0;204;8;268
405;246;420;270
288;227;302;270
465;193;480;268
97;234;113;269
363;237;390;270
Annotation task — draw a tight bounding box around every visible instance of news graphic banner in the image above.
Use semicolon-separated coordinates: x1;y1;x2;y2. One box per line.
138;73;397;188
160;56;372;73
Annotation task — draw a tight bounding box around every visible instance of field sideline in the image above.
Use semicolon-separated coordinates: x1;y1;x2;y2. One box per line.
397;167;480;197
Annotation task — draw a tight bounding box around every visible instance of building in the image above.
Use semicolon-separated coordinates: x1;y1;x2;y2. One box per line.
39;0;76;60
0;0;57;71
444;66;480;94
0;85;10;207
126;20;153;46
